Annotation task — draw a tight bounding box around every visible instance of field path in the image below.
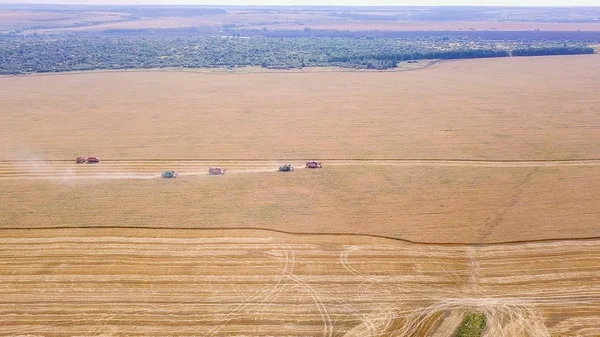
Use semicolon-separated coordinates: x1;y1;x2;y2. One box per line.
2;159;600;180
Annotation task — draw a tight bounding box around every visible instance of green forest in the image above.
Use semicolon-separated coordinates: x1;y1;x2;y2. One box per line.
0;34;595;74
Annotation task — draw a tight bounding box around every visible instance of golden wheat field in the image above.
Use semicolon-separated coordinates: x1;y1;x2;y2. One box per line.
1;228;599;336
1;56;600;336
2;55;599;161
2;161;600;244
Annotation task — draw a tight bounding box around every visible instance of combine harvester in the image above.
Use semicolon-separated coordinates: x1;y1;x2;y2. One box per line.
75;157;100;164
209;167;226;175
161;171;178;179
305;161;322;169
279;164;294;172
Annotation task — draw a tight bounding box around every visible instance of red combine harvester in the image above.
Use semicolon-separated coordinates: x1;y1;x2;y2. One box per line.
305;161;322;169
86;157;100;164
75;157;87;164
209;167;226;175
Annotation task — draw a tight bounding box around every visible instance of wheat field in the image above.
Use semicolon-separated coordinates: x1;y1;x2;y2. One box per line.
0;228;599;336
1;56;599;336
1;55;599;161
1;160;599;244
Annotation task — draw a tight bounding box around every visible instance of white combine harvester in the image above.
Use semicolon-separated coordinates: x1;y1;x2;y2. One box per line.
279;164;294;172
161;171;178;179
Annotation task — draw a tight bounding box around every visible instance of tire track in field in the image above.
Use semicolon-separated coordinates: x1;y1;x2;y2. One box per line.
1;159;599;180
0;230;598;336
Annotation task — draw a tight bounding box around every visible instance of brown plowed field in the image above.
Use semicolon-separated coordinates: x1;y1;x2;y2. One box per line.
0;228;599;337
1;56;600;335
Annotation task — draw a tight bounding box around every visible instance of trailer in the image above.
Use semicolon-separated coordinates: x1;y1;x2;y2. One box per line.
209;167;226;175
305;161;322;169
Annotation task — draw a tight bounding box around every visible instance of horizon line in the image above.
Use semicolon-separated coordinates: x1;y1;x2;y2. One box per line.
1;2;600;7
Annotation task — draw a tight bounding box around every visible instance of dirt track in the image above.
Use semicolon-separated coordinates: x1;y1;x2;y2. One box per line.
2;159;600;180
0;228;598;337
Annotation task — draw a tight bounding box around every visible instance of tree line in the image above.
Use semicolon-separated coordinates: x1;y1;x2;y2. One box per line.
0;35;595;74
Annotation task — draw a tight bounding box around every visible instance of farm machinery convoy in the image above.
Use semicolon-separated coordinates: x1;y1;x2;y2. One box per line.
74;158;322;177
160;167;226;178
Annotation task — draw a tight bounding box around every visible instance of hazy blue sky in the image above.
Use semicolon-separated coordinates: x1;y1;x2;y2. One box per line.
1;0;599;5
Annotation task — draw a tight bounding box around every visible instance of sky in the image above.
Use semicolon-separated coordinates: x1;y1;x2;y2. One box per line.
0;0;599;6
